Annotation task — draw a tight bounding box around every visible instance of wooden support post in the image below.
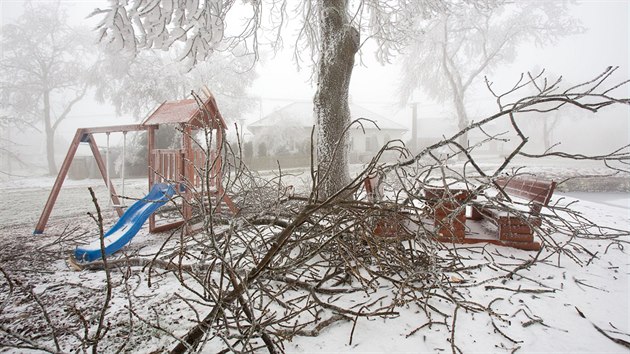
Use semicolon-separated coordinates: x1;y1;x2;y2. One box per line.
147;125;157;232
34;124;149;234
182;124;194;224
215;128;223;214
87;133;123;217
34;129;84;234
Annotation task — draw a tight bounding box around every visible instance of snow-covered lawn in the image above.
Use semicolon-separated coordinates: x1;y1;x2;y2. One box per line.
0;175;628;353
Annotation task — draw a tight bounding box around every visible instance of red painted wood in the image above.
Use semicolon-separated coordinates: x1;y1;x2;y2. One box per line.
82;124;147;134
34;129;84;233
148;126;156;232
35;126;151;233
433;236;541;251
495;177;556;208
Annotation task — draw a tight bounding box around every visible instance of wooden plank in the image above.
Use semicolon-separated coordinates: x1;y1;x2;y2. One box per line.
182;124;193;222
82;124;148;134
216;128;223;191
152;220;185;233
500;240;541;251
500;224;534;234
497;215;542;227
148;126;156;232
498;176;555;206
500;232;535;242
164;151;168;180
542;181;557;205
34;129;84;234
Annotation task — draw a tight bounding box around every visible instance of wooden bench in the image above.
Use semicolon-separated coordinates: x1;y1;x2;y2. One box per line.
470;176;557;251
363;174;416;240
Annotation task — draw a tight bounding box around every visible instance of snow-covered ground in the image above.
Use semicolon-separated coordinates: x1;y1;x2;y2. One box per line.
0;177;148;228
287;194;630;353
0;175;628;353
563;192;630;210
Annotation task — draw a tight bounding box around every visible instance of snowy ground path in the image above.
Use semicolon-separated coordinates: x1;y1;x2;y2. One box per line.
0;177;148;228
0;175;628;353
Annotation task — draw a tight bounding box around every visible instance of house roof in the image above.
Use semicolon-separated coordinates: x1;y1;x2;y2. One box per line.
248;102;407;132
142;93;227;129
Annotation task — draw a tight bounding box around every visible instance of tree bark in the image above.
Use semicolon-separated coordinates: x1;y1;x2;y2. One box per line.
453;93;469;149
43;89;57;176
314;0;359;198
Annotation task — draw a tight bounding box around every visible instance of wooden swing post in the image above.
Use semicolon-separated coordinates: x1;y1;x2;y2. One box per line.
33;124;147;234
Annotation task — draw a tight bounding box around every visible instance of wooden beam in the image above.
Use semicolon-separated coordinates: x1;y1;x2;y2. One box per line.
182;124;194;224
148;126;157;232
87;133;124;217
215;128;224;214
82;124;149;134
34;129;84;234
151;220;185;234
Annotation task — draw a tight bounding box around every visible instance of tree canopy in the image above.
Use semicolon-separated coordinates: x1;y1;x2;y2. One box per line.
399;1;581;145
0;3;95;175
95;49;257;120
92;0;456;69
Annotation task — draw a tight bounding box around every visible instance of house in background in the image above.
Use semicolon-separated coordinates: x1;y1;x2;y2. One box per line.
246;101;407;169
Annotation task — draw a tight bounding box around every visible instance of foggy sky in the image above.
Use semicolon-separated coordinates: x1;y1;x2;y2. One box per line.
1;0;628;153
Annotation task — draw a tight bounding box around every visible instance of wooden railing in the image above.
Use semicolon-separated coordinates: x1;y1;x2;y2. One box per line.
152;149;184;185
152;148;219;189
190;149;219;189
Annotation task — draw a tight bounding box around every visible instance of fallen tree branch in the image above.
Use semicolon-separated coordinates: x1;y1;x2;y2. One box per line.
575;307;630;349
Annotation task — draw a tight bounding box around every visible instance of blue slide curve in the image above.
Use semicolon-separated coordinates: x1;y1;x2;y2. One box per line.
75;183;175;262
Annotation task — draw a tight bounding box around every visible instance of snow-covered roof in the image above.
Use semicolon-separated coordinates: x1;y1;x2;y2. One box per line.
248;102;313;129
248;102;407;132
142;94;227;129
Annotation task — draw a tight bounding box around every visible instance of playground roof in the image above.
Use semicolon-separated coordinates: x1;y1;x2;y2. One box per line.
142;94;227;129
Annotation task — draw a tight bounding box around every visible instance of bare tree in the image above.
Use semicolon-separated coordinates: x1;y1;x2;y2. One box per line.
399;1;581;148
520;68;591;153
91;0;465;197
0;3;94;175
94;50;257;120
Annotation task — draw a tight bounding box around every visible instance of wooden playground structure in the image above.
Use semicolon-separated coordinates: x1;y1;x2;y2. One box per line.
34;90;237;235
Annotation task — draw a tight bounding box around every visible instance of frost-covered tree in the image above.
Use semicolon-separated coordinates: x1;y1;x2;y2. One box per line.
95;50;256;121
92;0;462;198
400;1;581;148
0;3;94;175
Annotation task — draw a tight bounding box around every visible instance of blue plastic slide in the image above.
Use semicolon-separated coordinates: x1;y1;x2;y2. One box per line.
74;183;175;262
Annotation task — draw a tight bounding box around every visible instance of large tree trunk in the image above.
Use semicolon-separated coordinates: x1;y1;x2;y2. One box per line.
314;0;359;199
43;90;57;175
453;94;469;149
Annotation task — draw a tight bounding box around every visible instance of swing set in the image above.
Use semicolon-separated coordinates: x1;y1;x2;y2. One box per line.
34;90;237;235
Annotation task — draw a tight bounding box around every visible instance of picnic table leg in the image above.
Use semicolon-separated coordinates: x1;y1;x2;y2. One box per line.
433;201;466;239
468;205;484;220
